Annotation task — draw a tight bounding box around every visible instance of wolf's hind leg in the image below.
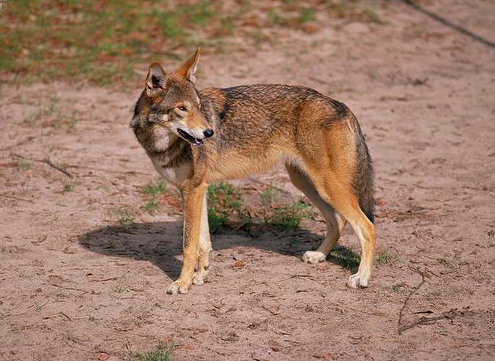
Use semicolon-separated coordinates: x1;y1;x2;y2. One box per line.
304;167;375;288
285;164;347;264
193;188;211;286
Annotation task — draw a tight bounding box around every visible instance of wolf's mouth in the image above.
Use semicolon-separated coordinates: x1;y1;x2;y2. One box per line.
177;128;203;146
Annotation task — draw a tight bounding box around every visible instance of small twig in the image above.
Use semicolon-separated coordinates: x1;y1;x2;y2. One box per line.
12;153;73;178
31;235;48;244
10;152;150;177
261;305;280;315
398;315;447;334
65;164;150;176
398;267;426;332
397;0;495;51
90;276;119;282
60;311;72;321
41;158;73;178
50;283;88;295
308;76;332;86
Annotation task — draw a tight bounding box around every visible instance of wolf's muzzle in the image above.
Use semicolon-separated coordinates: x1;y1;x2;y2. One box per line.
178;128;204;146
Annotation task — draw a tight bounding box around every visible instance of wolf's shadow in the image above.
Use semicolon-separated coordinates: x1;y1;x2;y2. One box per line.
78;221;359;281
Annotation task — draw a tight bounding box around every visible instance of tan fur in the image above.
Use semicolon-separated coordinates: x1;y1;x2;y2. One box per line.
131;48;376;294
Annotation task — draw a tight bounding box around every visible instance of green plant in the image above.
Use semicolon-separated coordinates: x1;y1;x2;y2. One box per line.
16;158;31;171
132;343;173;361
142;180;167;196
260;183;278;208
184;1;216;25
155;10;182;39
142;180;167;214
268;9;288;26
376;249;398;265
144;199;159;213
265;201;308;229
63;181;81;193
118;209;135;225
67;110;79;132
207;182;242;233
113;285;128;294
299;8;315;23
329;248;360;271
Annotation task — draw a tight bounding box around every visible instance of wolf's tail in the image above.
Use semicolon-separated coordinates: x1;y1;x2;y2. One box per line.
352;121;375;223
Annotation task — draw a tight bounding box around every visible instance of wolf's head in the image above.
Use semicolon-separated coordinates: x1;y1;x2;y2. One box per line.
135;48;213;146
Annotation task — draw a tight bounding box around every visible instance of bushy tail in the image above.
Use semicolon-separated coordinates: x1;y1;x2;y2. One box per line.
353;121;375;223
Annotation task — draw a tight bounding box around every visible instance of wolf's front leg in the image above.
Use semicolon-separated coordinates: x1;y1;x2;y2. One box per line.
193;188;212;286
167;183;206;295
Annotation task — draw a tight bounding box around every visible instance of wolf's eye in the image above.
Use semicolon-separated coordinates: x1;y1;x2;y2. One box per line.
177;105;187;112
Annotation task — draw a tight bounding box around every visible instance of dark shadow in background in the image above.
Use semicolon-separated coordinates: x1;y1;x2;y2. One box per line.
79;221;359;281
398;0;495;50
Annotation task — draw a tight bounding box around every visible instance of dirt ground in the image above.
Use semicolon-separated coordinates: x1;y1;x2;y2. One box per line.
1;0;495;360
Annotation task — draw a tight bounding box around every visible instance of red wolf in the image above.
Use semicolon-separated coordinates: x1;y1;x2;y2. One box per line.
131;48;375;294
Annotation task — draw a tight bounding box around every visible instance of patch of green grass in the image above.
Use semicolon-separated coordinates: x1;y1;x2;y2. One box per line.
113;285;128;294
132;343;173;361
362;9;384;24
117;209;135;225
207;182;242;233
324;0;383;24
268;9;289;26
155;10;183;39
142;180;167;196
141;180;167;214
207;209;228;234
329;248;360;271
206;182;312;232
0;1;381;85
16;158;32;171
265;201;308;229
63;180;81;193
0;0;217;84
260;183;279;208
376;249;398;265
299;8;315;23
437;258;451;267
67;110;78;132
144;199;159;213
184;1;216;25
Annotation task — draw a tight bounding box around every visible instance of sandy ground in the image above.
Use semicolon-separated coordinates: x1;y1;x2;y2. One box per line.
1;1;495;360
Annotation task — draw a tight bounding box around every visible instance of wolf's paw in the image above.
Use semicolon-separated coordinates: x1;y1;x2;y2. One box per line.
166;278;192;295
192;267;209;286
302;251;326;264
347;272;369;289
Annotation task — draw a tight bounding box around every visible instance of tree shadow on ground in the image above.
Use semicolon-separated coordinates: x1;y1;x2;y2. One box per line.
78;220;359;281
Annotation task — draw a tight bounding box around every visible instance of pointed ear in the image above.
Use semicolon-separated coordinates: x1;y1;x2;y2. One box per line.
174;47;201;84
145;63;168;100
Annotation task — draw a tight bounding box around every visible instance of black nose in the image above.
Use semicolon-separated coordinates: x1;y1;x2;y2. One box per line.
203;129;214;138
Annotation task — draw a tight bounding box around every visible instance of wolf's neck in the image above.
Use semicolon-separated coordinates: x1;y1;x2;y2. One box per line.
152;125;181;152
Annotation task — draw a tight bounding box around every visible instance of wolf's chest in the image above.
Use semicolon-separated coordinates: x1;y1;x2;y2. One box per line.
150;156;191;186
